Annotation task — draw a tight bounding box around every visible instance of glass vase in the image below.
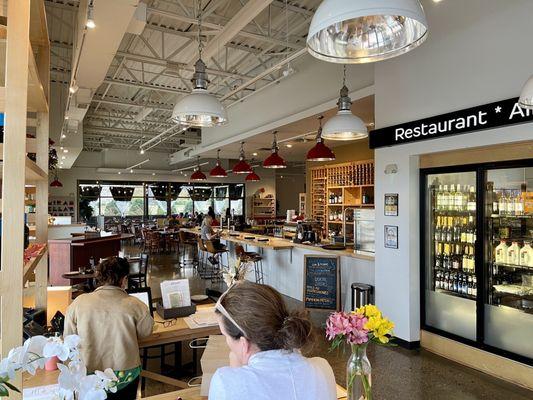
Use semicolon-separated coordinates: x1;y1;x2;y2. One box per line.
346;343;372;400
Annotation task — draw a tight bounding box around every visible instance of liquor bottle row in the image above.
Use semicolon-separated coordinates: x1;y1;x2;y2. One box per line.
329;164;374;187
329;193;342;204
435;242;475;272
328;211;353;222
433;215;476;244
494;240;533;267
491;190;527;216
435;271;477;297
434;184;476;212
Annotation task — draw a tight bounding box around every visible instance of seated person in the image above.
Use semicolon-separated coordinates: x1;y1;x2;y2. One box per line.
64;257;154;400
210;281;337;400
201;215;225;265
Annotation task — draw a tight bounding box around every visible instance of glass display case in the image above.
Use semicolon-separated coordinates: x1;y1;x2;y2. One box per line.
421;160;533;363
423;171;478;341
484;166;533;359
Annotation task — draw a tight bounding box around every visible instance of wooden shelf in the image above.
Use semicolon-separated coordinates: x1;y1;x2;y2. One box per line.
23;244;47;285
0;157;48;182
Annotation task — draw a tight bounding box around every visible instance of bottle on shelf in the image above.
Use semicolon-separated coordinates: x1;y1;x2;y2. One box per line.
467;185;476;212
442;185;450;211
436;185;443;211
455;184;464;212
514;190;524;216
519;241;533;267
498;193;507;216
507;241;521;265
495;240;508;264
472;276;477;297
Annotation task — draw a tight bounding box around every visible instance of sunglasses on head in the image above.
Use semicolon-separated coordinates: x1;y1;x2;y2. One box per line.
215;285;248;338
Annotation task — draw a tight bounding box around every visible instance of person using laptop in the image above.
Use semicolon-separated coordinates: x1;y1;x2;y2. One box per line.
64;256;154;399
210;281;337;400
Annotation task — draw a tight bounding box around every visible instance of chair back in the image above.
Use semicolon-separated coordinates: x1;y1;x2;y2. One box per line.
197;236;207;251
139;253;149;274
235;245;246;258
204;240;220;254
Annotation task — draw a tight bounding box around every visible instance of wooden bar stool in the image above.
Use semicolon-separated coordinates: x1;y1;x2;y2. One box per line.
235;245;264;284
204;240;229;282
179;231;198;268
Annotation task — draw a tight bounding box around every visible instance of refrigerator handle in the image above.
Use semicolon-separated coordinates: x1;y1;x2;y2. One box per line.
353;218;357;253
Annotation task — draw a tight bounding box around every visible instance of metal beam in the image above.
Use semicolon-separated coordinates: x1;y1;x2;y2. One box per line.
102;77;190;95
147;7;303;50
91;96;174;111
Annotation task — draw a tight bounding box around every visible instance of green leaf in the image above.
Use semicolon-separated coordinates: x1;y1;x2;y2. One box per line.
0;384;9;397
3;381;20;393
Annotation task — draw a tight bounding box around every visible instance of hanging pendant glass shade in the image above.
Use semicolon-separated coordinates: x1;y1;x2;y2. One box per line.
307;116;336;161
323;77;368;141
190;156;207;181
245;170;261;182
172;59;228;127
210;149;227;177
263;131;287;169
519;74;533;110
233;142;253;174
307;0;428;64
50;178;63;187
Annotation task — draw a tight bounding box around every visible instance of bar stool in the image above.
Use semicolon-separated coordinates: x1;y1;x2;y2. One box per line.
204;240;229;282
235;245;264;284
196;237;208;276
179;231;198;268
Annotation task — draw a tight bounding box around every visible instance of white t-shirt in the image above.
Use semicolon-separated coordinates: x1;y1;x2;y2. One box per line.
208;349;337;400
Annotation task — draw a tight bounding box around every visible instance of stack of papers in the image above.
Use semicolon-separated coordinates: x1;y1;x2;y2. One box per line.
23;384;59;400
161;279;191;308
184;307;218;329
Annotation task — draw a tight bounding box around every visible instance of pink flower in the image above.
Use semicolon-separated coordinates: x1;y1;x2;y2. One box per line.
326;312;351;340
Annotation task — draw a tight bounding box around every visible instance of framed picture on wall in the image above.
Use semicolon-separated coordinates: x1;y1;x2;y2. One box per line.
384;225;398;249
384;193;399;216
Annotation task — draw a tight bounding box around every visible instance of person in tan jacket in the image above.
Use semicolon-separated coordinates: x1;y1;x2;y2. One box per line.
64;256;154;399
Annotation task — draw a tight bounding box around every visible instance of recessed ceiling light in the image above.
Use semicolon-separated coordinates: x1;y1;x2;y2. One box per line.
61;156;66;160
61;134;66;139
252;152;258;156
286;144;293;148
152;172;156;176
118;171;121;175
60;146;63;150
130;169;134;173
63;149;68;153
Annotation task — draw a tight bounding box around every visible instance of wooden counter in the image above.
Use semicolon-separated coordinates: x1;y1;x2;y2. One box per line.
181;228;374;260
48;233;133;285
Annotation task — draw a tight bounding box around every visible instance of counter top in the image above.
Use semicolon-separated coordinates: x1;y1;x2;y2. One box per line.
48;233;134;244
180;228;374;261
49;223;86;228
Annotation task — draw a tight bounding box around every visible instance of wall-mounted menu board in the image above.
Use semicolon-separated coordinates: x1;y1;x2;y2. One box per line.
303;255;340;311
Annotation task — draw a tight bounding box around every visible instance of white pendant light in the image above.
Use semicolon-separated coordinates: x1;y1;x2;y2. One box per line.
171;1;227;127
307;0;428;64
519;74;533;110
322;66;368;141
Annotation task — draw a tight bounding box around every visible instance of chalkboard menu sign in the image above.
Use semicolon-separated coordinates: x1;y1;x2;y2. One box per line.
303;255;340;311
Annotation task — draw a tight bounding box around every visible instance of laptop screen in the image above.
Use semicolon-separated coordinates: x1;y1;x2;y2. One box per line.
128;290;153;316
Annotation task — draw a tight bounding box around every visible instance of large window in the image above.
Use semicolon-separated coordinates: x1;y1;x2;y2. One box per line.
78;181;245;220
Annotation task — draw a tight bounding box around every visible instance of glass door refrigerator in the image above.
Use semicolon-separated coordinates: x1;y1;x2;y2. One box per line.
421;159;533;364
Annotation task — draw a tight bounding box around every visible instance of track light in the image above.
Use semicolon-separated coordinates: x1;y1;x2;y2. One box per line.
69;83;79;94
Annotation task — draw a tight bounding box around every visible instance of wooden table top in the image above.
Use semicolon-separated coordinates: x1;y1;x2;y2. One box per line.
139;305;221;348
61;271;96;280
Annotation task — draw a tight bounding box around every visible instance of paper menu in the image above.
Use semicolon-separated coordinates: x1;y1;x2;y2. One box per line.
160;279;191;309
23;384;59;399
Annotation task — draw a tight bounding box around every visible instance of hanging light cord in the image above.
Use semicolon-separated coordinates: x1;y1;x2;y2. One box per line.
316;115;324;141
197;0;203;60
343;65;347;86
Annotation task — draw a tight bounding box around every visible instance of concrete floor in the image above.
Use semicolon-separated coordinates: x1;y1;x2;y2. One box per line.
125;245;533;399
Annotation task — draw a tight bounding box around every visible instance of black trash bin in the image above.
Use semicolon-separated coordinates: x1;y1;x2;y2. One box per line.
351;283;373;311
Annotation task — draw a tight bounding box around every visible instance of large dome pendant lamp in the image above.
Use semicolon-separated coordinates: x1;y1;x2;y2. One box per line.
519;74;533;109
322;65;368;141
171;0;227;127
232;142;253;174
50;170;63;187
210;149;227;177
263;131;287;169
190;156;207;181
307;115;336;162
307;0;428;64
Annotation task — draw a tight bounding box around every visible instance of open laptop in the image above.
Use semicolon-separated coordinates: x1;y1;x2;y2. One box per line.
126;287;154;317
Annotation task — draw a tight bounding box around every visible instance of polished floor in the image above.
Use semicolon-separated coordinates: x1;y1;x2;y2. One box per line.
124;245;533;399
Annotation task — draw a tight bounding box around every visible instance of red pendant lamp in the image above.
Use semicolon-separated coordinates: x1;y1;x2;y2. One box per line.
190;156;207;181
263;131;287;169
245;169;260;181
50;170;63;187
232;142;253;174
307;115;335;161
210;149;227;177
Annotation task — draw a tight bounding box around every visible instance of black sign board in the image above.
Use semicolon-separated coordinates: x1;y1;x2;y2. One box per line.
303;255;340;311
369;97;533;149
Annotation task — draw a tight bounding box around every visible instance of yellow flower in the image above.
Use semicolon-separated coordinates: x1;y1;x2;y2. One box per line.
356;304;381;319
363;315;395;343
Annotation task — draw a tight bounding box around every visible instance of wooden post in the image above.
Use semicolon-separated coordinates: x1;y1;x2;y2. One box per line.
0;2;31;397
35;112;49;310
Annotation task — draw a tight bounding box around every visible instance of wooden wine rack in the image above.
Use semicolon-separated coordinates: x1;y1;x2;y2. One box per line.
310;160;375;237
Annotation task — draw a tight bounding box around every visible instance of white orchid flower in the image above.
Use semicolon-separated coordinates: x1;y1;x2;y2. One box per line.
95;368;118;393
0;356;18;381
22;336;49;374
78;374;108;400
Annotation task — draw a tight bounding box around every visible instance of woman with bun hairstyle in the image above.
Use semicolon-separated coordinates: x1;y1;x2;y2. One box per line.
210;281;337;400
